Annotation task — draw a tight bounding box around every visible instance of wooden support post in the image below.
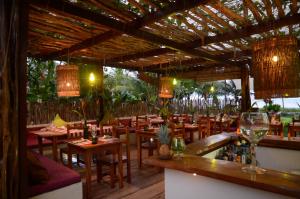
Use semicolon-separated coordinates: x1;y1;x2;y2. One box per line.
97;66;104;125
241;65;251;112
0;0;28;198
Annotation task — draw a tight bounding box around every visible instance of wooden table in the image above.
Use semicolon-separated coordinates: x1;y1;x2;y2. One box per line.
32;130;67;161
184;123;198;142
136;129;158;168
66;138;123;199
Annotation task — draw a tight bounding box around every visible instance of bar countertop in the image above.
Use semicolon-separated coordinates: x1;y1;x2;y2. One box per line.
144;133;300;198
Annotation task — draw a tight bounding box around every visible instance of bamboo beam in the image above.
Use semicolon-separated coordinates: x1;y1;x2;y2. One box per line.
241;65;251;112
34;0;212;59
262;0;274;20
209;1;248;26
291;0;298;15
243;0;264;23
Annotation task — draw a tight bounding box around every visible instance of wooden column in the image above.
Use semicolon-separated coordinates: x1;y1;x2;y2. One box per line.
241;65;251;112
0;0;28;199
97;66;104;125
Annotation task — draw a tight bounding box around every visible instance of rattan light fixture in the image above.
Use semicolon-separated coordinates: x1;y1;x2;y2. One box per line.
252;36;300;99
56;64;80;97
159;77;174;98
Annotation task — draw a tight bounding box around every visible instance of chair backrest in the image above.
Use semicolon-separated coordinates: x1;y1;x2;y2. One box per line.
269;123;283;136
135;115;149;129
112;126;130;156
118;118;132;127
293;118;300;125
198;116;211;138
66;123;84;139
169;122;185;138
99;124;113;136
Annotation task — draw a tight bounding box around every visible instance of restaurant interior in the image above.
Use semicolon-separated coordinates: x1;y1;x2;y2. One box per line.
1;0;300;199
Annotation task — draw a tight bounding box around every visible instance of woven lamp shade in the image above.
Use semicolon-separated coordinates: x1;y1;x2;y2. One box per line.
56;64;80;97
159;77;173;98
252;36;300;99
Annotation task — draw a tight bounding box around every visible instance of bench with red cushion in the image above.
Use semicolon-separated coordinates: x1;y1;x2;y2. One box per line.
28;152;81;197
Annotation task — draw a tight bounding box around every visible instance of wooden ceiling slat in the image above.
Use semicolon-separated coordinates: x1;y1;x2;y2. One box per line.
141;0;160;10
127;0;148;15
243;0;264;23
199;6;232;30
33;0;211;59
262;0;274;20
274;0;285;18
291;0;298;15
30;0;231;64
187;14;300;49
87;0;136;21
209;1;248;26
190;9;225;33
174;15;207;37
94;13;300;66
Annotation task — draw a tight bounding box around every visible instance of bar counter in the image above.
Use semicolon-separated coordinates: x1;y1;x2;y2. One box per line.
144;133;300;198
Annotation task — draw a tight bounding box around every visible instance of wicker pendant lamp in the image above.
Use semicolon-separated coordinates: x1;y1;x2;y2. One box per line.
252;36;300;99
56;64;80;97
159;76;174;98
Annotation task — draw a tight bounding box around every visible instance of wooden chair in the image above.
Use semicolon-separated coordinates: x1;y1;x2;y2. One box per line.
198;116;211;139
97;126;131;188
60;123;84;165
269;123;283;136
290;118;300;137
169;122;185;140
208;116;217;135
135;115;149;129
136;116;157;156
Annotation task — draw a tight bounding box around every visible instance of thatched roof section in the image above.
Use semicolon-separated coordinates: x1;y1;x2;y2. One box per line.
28;0;300;79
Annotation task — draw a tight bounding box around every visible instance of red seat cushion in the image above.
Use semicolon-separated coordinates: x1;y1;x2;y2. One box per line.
27;132;52;148
29;152;81;197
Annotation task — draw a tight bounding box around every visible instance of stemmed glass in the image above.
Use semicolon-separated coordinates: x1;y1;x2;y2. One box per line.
240;112;269;174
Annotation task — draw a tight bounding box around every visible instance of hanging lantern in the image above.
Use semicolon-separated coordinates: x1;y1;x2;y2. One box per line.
159;77;174;98
252;36;300;99
56;64;80;97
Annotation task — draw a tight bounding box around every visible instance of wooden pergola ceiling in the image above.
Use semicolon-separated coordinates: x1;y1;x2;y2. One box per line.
28;0;300;75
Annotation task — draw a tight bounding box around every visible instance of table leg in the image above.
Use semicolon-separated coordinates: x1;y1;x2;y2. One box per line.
52;137;58;161
118;144;124;188
84;151;92;199
137;134;142;168
67;145;72;169
37;136;43;155
190;130;194;143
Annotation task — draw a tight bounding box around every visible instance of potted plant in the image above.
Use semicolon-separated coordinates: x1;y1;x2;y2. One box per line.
157;125;171;159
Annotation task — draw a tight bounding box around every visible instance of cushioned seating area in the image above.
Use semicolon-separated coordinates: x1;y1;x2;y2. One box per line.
27;132;52;148
29;152;81;197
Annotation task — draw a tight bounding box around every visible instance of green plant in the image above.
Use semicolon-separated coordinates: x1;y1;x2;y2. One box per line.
263;100;281;112
157;125;170;145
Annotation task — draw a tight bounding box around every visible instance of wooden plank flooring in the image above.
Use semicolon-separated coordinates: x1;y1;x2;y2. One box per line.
63;146;165;199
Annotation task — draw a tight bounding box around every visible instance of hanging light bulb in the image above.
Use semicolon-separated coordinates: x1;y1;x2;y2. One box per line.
272;55;279;62
89;72;95;84
210;86;215;93
173;78;177;85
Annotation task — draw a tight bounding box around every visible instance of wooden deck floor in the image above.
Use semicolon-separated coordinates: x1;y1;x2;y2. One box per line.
68;146;165;199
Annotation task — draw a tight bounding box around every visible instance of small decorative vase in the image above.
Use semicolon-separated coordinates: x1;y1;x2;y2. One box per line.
159;144;171;160
83;126;89;139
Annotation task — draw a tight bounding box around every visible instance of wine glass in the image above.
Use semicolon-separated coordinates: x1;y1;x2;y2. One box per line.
240;112;269;174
